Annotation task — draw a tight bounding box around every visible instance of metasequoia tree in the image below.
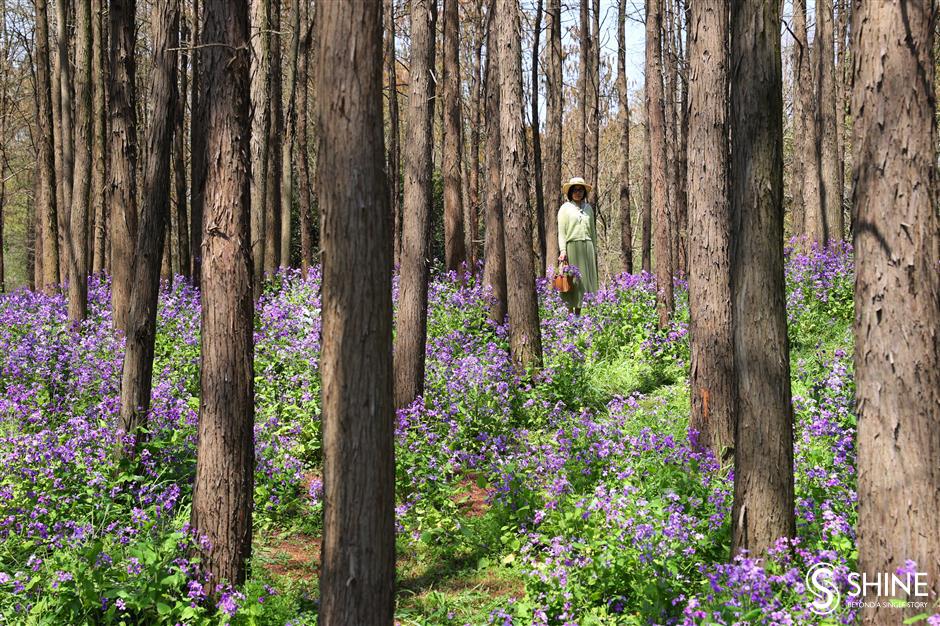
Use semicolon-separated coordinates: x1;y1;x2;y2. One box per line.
91;0;108;275
443;0;466;271
617;0;632;274
190;0;206;286
729;0;794;557
264;0;283;272
297;0;313;271
853;2;940;621
190;0;255;591
483;7;507;325
687;0;733;462
394;0;436;409
790;0;819;238
530;0;545;271
55;0;74;284
68;0;93;322
36;0;59;292
386;0;401;268
497;0;542;373
314;0;395;622
117;0;179;457
281;0;299;266
109;0;139;332
646;0;672;327
815;0;842;242
466;0;484;271
543;0;561;273
249;0;271;294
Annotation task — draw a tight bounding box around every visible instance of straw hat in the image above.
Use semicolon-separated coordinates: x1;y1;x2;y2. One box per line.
562;176;592;197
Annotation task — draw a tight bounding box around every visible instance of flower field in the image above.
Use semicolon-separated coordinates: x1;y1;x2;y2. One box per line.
0;242;920;625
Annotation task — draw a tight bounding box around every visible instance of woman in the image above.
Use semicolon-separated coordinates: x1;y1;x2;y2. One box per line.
557;176;599;314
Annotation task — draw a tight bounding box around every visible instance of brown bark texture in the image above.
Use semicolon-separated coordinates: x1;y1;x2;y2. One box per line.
297;3;313;271
109;0;139;332
816;0;843;243
91;0;108;276
281;0;299;266
641;120;651;273
118;0;179;456
617;0;632;274
68;0;93;322
443;0;466;272
174;10;190;281
264;0;283;272
394;0;436;410
543;0;561;273
687;0;734;463
190;0;205;286
56;0;74;269
314;1;396;622
37;0;59;292
852;1;940;621
483;16;507;325
729;0;795;558
530;0;545;273
466;0;483;271
386;0;401;269
790;0;815;238
497;0;542;374
647;0;673;327
190;0;255;591
250;0;271;293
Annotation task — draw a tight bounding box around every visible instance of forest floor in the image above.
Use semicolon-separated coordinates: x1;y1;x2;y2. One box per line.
0;242;886;625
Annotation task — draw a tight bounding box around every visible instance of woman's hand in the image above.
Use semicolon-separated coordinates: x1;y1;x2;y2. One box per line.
558;253;568;264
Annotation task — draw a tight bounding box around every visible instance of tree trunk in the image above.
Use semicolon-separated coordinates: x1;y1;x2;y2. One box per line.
497;0;542;374
790;0;811;238
853;3;940;620
37;0;60;292
386;0;401;269
190;0;255;591
641;119;651;273
264;0;283;272
109;0;139;332
393;0;436;410
281;0;299;267
297;3;313;272
530;0;545;273
676;0;689;276
647;0;672;327
588;0;600;200
56;0;74;288
118;0;179;455
617;0;632;274
687;0;734;463
174;9;190;281
577;0;588;175
91;0;108;276
314;3;395;621
466;0;483;272
543;0;561;274
190;0;206;286
442;0;466;272
815;0;842;243
250;0;271;293
68;0;93;322
729;0;794;557
663;0;678;285
483;10;507;325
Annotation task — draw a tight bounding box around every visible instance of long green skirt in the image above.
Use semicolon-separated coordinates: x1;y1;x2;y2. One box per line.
561;239;598;310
